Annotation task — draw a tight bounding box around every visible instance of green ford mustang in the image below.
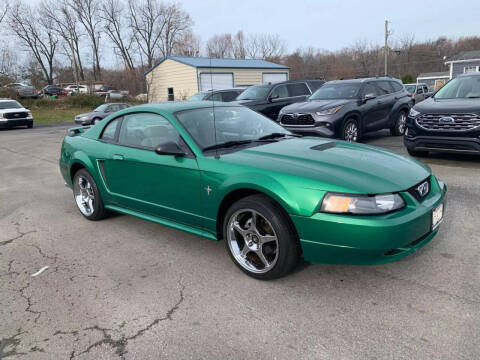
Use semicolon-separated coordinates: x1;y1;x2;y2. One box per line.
59;102;447;279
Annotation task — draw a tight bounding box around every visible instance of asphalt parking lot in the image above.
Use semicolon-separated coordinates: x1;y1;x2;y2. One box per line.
1;124;479;360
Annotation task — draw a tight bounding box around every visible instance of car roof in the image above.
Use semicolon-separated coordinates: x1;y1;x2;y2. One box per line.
458;72;480;78
136;101;240;113
327;76;402;84
0;98;17;102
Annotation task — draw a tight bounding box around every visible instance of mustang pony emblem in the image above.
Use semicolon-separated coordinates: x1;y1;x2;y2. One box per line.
416;181;430;198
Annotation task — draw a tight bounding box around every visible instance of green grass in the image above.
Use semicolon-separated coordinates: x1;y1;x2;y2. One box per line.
32;107;88;125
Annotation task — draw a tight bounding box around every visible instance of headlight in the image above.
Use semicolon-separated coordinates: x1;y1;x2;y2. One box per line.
0;113;4;119
27;111;32;117
320;192;405;215
316;106;343;116
409;108;420;117
80;116;89;120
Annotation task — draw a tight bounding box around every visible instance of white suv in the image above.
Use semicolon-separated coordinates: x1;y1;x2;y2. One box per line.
0;99;33;129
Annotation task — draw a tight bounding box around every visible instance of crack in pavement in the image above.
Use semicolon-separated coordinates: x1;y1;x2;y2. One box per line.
18;283;45;324
0;146;56;165
0;329;26;358
64;281;185;359
0;259;20;278
0;227;36;247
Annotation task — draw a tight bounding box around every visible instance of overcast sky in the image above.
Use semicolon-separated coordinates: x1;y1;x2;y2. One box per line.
183;0;480;52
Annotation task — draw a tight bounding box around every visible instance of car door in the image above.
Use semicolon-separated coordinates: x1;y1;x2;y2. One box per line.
263;83;292;119
101;112;203;227
359;82;385;132
372;81;396;130
415;86;424;103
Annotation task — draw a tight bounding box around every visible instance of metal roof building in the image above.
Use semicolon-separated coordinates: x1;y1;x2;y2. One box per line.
145;56;290;102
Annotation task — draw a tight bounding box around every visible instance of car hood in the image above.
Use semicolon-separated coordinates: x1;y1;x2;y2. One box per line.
415;97;480;114
75;112;94;118
0;107;28;113
281;99;354;113
223;137;430;194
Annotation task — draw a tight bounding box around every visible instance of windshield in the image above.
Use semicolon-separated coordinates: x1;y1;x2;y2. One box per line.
435;76;480;99
187;92;206;101
94;104;109;112
236;85;270;100
310;82;361;100
176;106;291;151
405;85;416;93
0;101;22;109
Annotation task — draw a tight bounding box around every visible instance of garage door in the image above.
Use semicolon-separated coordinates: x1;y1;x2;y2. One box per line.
199;73;234;91
262;73;288;84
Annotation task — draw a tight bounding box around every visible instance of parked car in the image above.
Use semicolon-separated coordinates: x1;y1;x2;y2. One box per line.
65;84;88;95
404;72;480;156
107;90;125;99
43;85;67;96
4;83;39;98
187;88;245;102
0;99;33;129
405;83;433;104
60;102;446;279
235;80;325;120
278;77;412;141
74;103;130;125
95;86;114;97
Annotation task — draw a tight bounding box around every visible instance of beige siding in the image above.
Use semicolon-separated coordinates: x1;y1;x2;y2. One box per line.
197;68;289;87
146;59;198;102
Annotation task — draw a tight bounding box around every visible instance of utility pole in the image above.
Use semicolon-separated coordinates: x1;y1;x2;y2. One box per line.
384;20;389;76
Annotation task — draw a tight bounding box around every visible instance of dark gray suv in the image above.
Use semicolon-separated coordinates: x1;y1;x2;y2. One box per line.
278;77;412;141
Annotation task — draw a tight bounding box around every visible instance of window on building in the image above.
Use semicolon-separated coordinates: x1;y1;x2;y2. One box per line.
168;87;174;101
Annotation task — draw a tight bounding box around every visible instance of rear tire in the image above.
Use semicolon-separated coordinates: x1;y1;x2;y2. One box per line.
407;148;428;157
223;194;300;280
72;169;108;220
342;118;360;142
391;110;407;136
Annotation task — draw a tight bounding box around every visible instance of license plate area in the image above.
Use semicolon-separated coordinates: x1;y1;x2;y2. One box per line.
432;203;444;230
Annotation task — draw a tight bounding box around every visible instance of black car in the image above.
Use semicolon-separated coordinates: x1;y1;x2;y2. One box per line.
43;85;65;96
278;77;412;141
235;80;325;120
74;103;130;125
187;88;245;102
404;72;480;156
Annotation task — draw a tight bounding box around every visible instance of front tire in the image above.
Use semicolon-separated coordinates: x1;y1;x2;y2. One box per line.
27;123;33;129
93;118;101;125
391;110;407;136
342;118;360;142
223;194;300;280
72;169;108;220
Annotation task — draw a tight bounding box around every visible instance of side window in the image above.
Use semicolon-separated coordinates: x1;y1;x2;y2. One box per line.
423;86;429;93
391;81;404;92
109;104;120;112
270;84;289;99
206;92;223;102
100;118;120;141
118;113;180;149
417;87;423;94
308;81;325;92
361;83;380;97
287;82;310;96
221;91;240;102
376;81;393;95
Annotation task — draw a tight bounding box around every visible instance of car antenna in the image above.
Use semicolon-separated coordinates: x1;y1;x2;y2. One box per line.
209;56;219;159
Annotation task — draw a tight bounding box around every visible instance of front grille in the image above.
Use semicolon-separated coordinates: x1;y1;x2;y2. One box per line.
407;177;431;202
416;113;480;131
4;112;28;119
280;114;315;126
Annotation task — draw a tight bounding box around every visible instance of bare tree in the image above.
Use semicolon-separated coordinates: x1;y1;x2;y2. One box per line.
159;2;192;57
352;40;381;77
0;0;8;24
246;34;286;60
173;31;200;56
73;0;102;80
42;0;85;82
206;34;233;58
9;2;58;84
101;0;135;70
128;0;166;69
232;31;246;59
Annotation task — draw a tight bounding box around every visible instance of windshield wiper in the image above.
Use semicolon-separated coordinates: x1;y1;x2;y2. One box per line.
202;140;254;152
257;132;302;141
467;96;480;98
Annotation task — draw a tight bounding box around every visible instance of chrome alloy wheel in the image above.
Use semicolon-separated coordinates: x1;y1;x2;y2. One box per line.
227;209;279;274
74;175;95;216
398;112;407;134
344;122;358;142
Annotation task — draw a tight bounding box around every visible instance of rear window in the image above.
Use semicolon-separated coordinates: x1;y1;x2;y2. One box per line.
376;81;394;95
307;80;325;92
101;118;119;141
391;81;404;92
287;83;310;96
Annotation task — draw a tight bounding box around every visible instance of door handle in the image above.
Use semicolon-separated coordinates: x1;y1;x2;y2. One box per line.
113;154;124;160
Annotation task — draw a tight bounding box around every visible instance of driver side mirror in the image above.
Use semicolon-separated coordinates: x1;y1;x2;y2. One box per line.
155;141;185;157
268;94;279;102
363;93;376;102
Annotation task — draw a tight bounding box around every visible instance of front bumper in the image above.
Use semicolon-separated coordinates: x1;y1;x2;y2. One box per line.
0;118;33;128
404;134;480;154
74;118;91;125
291;178;447;265
282;124;335;138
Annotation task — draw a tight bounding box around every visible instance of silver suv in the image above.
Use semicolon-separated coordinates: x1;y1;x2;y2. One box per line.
404;83;432;104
